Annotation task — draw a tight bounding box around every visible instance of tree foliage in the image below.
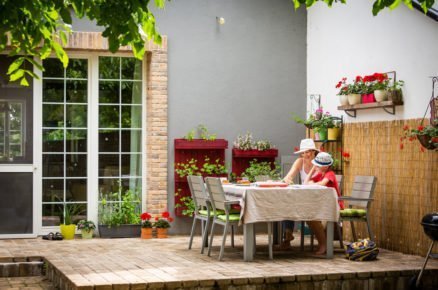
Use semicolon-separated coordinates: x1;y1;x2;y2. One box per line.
292;0;436;16
0;0;165;85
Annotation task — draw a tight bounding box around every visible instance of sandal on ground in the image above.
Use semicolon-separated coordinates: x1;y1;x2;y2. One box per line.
42;232;55;240
54;232;64;240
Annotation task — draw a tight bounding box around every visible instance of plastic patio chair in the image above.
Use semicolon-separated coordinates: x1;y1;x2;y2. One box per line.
338;175;377;244
187;175;212;254
204;177;241;261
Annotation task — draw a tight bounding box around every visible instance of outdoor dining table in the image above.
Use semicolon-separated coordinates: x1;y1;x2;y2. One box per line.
222;184;340;261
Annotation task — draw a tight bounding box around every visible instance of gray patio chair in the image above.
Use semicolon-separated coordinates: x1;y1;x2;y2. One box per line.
187;175;211;254
339;175;377;244
205;177;241;261
300;174;344;251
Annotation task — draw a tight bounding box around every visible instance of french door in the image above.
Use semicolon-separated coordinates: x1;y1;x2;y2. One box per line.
38;55;145;234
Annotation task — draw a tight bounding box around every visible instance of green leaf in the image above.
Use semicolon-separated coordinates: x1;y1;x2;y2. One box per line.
60;8;73;24
10;69;25;82
59;30;68;45
132;41;145;59
20;76;29;86
24;57;44;71
154;0;165;8
7;57;25;75
40;43;52;60
52;42;69;68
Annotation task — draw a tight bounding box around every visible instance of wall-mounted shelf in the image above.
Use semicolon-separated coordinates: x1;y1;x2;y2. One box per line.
337;100;403;118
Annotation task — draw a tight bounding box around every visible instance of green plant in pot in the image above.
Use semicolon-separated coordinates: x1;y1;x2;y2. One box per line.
98;185;142;238
241;159;280;182
77;220;96;239
60;203;84;240
312;113;334;141
387;80;404;103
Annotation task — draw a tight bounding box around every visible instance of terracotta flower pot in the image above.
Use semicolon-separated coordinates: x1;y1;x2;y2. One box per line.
348;94;361;105
374;90;388;102
141;228;153;239
156;228;168;238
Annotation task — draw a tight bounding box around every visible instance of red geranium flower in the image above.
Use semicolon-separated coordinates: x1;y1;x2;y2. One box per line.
155;216;159;221
162;211;170;218
140;212;151;220
403;125;409;131
399;143;404;150
168;217;174;222
294;146;299;152
355;75;363;82
418;126;424;131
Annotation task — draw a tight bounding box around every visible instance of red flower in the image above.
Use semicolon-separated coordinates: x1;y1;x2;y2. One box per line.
418;126;424;131
420;146;425;152
399;143;404;150
319;146;325;152
140;212;151;220
342;77;347;81
355;75;363;82
432;137;438;143
155;216;159;221
294;146;299;152
403;125;409;131
409;136;415;141
342;152;350;158
168;217;174;222
162;211;170;218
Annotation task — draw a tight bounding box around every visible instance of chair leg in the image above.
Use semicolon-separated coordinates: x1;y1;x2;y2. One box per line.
208;221;216;257
300;221;305;251
201;218;210;254
188;217;197;250
310;232;314;252
219;223;229;261
268;222;273;260
337;222;344;249
231;225;235;248
366;217;373;241
351;221;357;241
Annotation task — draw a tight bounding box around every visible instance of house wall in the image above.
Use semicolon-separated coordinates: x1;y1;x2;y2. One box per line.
307;1;438;255
73;0;308;233
307;0;438;121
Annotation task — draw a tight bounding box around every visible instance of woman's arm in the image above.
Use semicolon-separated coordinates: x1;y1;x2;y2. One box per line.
282;158;303;184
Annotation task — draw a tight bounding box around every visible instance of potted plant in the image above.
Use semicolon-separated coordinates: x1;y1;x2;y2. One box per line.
77;220;96;239
60;203;83;240
328;118;341;140
140;212;153;239
336;77;349;106
401;123;438;151
387;80;404;103
312;113;333;141
154;212;174;238
174;189;195;217
233;132;254;151
241;159;280;182
372;73;390;102
347;76;367;105
98;186;142;238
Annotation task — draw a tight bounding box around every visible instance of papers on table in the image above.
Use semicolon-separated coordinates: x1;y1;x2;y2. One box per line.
290;184;327;189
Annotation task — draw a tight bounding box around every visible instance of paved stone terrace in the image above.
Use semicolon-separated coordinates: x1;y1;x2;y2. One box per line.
0;235;437;289
0;276;56;289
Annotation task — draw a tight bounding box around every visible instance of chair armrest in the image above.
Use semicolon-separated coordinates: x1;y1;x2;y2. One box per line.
339;196;374;201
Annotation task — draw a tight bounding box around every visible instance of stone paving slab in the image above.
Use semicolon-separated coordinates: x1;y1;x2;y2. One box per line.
0;276;56;289
0;235;437;289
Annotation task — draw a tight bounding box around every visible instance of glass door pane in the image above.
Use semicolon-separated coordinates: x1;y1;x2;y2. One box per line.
42;58;88;226
98;56;142;219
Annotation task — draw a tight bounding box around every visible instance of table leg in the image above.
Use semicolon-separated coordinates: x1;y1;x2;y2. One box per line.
326;221;334;259
244;223;254;261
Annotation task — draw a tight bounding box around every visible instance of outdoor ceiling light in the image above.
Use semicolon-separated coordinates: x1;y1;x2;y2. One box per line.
216;17;225;25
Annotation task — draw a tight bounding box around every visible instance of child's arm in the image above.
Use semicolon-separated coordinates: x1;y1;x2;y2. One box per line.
314;177;330;186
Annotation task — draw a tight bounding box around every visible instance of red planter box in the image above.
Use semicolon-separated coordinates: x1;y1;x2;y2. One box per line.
232;148;278;177
174;139;228;149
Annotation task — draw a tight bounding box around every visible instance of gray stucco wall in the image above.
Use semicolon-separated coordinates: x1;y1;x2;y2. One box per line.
72;0;307;234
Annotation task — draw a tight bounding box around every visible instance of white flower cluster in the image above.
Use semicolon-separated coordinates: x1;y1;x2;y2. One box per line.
233;132;274;151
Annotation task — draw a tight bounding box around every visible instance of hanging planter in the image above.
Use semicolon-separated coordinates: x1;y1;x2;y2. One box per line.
417;135;438;150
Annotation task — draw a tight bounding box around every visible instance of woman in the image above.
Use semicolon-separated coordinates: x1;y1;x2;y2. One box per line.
304;152;343;255
280;139;319;248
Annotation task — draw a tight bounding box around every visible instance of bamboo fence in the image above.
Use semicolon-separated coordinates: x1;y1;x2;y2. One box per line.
341;118;437;256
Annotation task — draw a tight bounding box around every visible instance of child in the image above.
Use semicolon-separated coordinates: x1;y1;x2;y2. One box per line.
304;152;343;255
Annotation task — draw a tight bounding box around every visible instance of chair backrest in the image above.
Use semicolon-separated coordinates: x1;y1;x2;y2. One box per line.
335;174;343;195
187;175;209;215
349;176;377;209
204;177;227;212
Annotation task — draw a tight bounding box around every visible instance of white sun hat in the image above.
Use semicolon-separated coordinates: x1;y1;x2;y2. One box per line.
312;152;334;167
294;139;320;154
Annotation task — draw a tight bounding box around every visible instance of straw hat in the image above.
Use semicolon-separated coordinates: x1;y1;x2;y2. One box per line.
294;139;320;154
312;152;334;167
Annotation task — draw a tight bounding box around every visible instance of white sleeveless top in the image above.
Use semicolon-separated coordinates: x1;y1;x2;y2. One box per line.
299;162;309;183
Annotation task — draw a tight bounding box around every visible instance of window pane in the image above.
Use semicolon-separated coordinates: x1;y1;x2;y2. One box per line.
66;105;87;128
121;178;142;194
99;178;119;196
121;81;142;104
66;154;87;177
99;105;119;128
43;59;64;78
99;57;120;79
99;154;119;177
43;104;64;128
66;179;87;202
66;59;87;79
99;81;120;103
99;130;119;152
43;129;64;152
121;154;141;176
66;129;87;152
66;80;87;103
121;106;141;128
43;154;64;177
121;130;141;152
42;179;63;202
43;80;64;102
42;204;62;226
121;58;142;80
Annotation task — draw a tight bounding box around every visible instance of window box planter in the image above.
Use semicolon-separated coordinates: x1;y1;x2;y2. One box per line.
232;148;278;158
98;224;141;238
174;139;228;149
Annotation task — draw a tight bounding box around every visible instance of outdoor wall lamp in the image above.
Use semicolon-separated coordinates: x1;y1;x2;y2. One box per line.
216;17;225;25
